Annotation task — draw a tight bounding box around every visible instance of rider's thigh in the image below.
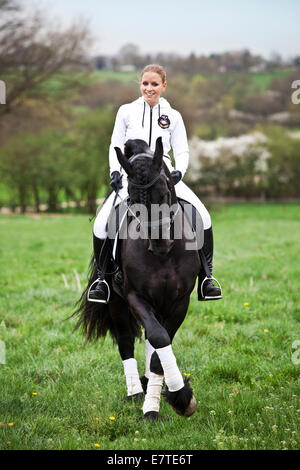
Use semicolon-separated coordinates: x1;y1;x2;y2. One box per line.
175;181;211;230
93;192;116;239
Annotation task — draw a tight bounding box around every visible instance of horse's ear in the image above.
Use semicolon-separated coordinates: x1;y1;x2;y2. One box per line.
153;137;163;171
114;147;134;177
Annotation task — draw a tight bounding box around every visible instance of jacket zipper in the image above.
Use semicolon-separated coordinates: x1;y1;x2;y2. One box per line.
149;107;153;147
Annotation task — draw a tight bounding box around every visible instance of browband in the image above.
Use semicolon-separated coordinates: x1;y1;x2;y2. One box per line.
128;152;153;163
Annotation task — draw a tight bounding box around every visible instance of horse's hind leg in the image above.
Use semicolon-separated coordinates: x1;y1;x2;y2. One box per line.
110;300;144;401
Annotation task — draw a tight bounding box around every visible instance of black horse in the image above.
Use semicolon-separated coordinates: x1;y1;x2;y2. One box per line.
74;137;200;420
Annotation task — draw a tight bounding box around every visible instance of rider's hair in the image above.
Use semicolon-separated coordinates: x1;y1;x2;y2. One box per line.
141;64;167;83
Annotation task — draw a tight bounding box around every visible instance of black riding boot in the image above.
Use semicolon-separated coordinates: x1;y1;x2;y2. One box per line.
198;226;222;301
88;234;110;303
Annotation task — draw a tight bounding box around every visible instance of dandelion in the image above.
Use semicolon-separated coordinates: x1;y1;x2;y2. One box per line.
94;443;100;448
32;392;37;396
8;422;14;426
109;416;115;421
244;302;249;306
184;373;191;377
264;329;269;333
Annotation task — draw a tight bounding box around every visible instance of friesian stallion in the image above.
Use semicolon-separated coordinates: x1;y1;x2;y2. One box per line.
73;137;200;420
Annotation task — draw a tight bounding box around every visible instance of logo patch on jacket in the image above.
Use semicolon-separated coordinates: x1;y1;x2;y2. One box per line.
158;114;170;129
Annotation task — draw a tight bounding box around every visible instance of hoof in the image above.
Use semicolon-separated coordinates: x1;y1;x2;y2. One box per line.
140;375;149;394
174;395;197;417
163;378;197;417
143;411;163;421
124;392;144;403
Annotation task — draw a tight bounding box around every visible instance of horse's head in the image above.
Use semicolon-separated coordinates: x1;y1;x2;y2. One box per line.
115;137;176;256
115;137;170;207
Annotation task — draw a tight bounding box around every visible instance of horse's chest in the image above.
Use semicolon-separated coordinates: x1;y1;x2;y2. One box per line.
127;260;183;298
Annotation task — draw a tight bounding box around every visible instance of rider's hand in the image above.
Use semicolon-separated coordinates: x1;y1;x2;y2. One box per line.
110;171;123;192
171;170;182;186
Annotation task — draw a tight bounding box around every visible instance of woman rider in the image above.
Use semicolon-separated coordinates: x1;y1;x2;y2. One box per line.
89;64;222;303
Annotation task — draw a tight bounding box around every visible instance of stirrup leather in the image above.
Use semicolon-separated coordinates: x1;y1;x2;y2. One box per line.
87;279;111;304
200;276;222;300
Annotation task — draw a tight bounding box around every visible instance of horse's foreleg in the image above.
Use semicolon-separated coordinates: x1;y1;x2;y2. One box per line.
128;292;192;418
161;294;197;417
141;345;163;419
145;338;155;380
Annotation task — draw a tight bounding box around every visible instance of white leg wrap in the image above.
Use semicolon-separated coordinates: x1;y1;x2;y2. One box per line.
145;339;155;379
122;358;143;396
156;345;184;392
142;372;164;414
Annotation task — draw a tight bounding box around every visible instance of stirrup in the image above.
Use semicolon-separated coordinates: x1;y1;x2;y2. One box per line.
200;276;222;300
87;279;111;304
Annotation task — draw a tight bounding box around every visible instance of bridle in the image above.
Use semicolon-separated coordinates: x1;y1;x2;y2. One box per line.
127;153;163;190
126;153;179;231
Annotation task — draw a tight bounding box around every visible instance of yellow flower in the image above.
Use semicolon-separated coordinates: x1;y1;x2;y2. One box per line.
184;373;191;377
32;392;37;396
94;443;100;448
264;329;269;333
109;416;115;421
8;422;14;426
244;302;249;306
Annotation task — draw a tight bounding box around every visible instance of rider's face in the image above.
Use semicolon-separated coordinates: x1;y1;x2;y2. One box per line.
140;72;167;107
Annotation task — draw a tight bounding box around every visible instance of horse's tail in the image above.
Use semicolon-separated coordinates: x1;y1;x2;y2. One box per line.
71;257;116;342
71;256;142;344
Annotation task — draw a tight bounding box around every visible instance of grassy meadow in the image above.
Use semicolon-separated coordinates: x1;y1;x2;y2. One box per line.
0;204;299;450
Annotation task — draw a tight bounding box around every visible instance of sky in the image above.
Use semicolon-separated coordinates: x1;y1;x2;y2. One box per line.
22;0;300;59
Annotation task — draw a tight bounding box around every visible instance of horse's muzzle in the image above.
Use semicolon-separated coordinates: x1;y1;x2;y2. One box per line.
148;239;174;256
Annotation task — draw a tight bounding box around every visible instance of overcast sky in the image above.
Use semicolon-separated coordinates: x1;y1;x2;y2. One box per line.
22;0;300;59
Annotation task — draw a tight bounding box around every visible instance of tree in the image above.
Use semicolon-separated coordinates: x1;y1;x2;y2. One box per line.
72;108;114;213
0;0;93;115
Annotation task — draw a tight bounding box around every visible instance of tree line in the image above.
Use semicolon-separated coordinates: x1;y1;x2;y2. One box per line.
0;0;299;213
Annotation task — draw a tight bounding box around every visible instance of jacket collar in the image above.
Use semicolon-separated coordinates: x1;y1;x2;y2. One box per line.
135;96;171;109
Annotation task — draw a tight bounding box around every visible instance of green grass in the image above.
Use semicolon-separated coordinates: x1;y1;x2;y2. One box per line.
0;204;299;450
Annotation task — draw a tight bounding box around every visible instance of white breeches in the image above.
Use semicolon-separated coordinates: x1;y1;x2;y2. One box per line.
93;174;211;239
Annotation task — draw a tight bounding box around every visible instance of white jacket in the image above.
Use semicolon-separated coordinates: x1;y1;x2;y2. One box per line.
109;96;189;177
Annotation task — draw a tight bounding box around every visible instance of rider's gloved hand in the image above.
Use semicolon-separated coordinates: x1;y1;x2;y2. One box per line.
110;171;123;192
171;170;182;186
